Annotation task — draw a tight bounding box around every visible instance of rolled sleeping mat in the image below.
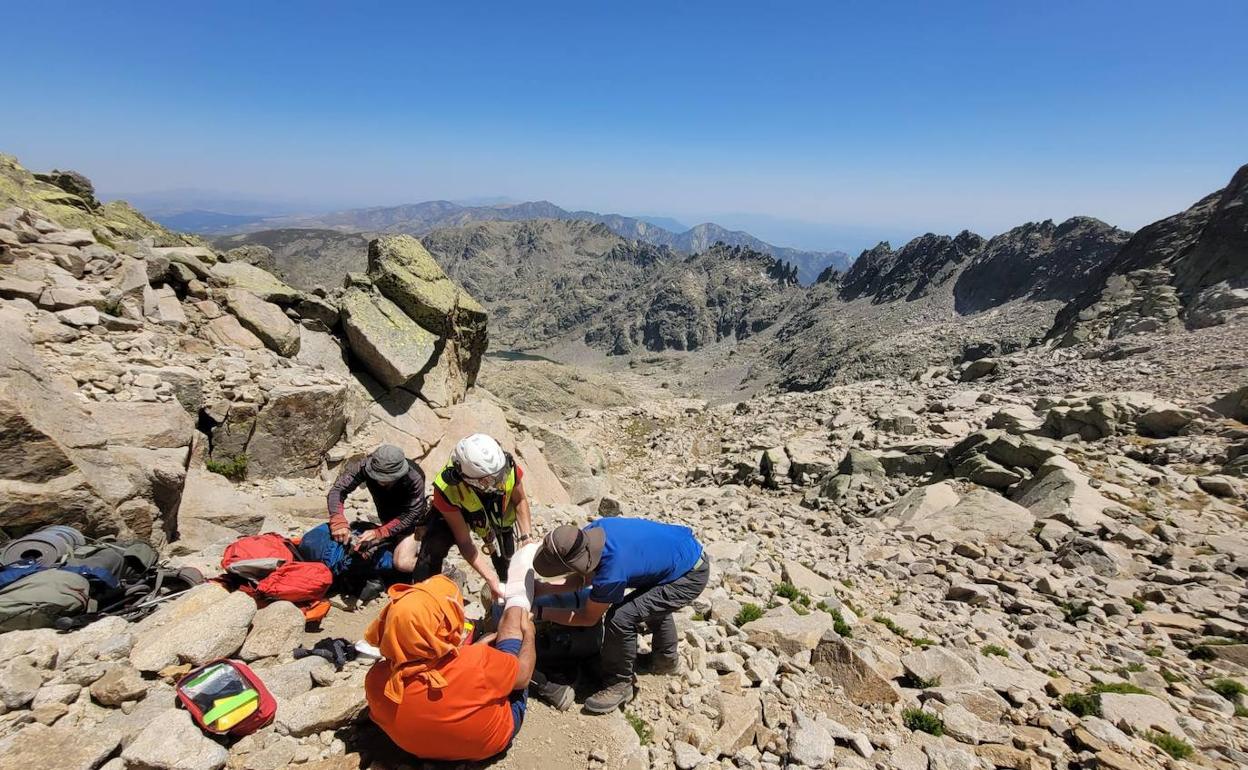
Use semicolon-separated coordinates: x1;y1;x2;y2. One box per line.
0;525;84;568
41;526;86;549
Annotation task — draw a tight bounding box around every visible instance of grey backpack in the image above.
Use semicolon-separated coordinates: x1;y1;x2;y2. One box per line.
0;569;91;632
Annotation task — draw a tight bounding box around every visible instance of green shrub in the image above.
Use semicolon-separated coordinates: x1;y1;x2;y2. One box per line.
1061;602;1090;624
1211;678;1248;700
1060;693;1102;718
910;637;936;648
840;578;855;588
816;602;854;638
902;708;944;736
981;644;1009;658
206;454;248;481
1235;705;1248;718
1144;731;1192;760
774;582;810;606
1188;645;1217;661
1145;647;1164;657
1116;663;1145;675
793;603;810;616
1160;668;1184;684
1126;597;1146;613
734;603;764;627
625;712;652;745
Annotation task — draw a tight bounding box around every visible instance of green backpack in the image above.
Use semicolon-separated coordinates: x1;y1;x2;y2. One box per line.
0;569;91;632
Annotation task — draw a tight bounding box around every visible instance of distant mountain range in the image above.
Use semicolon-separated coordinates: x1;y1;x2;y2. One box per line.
154;199;850;283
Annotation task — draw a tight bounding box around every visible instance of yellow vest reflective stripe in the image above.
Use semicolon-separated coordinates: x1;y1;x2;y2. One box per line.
433;460;517;539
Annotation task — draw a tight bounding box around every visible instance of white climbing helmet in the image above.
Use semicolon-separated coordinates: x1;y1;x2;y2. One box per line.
452;433;507;490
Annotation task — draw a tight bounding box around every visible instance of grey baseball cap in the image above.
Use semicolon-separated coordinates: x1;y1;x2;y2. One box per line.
365;444;409;482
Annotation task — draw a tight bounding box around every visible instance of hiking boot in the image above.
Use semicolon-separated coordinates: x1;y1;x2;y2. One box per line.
530;671;575;711
584;681;634;714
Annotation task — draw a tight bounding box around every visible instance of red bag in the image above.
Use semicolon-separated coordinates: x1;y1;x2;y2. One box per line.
220;533;332;616
176;659;276;736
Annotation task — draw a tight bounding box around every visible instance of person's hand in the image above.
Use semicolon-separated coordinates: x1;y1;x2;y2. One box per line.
331;524;351;545
356;529;383;554
489;579;505;603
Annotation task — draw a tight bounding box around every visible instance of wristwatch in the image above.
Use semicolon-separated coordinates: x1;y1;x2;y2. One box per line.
518;532;534;544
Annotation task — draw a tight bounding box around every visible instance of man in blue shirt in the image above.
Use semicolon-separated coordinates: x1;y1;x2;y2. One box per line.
532;517;709;713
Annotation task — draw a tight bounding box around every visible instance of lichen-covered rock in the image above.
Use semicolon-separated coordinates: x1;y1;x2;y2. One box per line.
366;234;488;390
223;288;300;357
339;286;437;390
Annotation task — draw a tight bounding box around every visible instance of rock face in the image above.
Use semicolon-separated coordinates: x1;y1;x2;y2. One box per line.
367;235;487;377
1052;163;1248;344
0;307;190;541
340;286;438;390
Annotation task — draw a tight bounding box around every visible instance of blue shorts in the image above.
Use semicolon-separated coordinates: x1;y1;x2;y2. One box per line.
494;637;527;740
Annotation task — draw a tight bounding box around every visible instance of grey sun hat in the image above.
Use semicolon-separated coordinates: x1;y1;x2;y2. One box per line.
533;524;606;577
365;444;409;482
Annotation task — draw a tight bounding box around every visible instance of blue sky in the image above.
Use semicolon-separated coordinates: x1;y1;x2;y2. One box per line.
6;1;1247;253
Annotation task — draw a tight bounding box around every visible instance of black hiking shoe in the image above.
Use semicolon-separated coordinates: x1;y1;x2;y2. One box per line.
584;681;634;714
530;671;575;711
358;578;385;605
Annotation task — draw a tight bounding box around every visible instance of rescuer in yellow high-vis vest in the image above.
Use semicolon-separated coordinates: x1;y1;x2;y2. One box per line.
412;433;534;601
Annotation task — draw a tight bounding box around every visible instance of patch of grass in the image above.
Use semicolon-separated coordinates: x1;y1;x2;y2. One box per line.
1126;597;1146;614
205;454;247;481
1160;668;1184;684
816;601;853;638
840;578;855;588
1116;663;1145;676
981;644;1009;658
901;673;942;689
1145;647;1164;657
1089;682;1149;696
793;603;810;616
1061;693;1102;718
624;712;652;745
691;610;707;622
1188;645;1217;661
844;599;865;617
1144;731;1193;760
1060;602;1090;624
902;707;944;736
734;603;764;627
1210;678;1248;701
774;582;811;606
873;614;933;647
1235;705;1248;718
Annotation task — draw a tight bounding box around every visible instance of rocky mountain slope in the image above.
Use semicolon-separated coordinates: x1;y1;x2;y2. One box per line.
0;153;586;547
767;217;1133;390
1050;164;1248;345
209;199;850;284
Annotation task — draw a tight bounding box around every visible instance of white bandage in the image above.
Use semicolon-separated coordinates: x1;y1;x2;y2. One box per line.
503;542;539;611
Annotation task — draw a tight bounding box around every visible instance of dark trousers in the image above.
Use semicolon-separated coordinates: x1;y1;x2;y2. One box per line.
412;516;514;582
601;557;710;685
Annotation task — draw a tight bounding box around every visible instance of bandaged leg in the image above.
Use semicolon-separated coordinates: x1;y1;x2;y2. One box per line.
504;542;540;611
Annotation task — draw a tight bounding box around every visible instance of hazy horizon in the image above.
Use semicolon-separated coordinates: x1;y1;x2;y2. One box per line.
7;1;1247;256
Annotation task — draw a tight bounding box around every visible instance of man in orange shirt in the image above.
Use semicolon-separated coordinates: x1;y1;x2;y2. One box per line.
364;574;535;761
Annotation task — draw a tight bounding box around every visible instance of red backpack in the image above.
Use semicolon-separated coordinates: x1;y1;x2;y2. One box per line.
220;534;332;619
